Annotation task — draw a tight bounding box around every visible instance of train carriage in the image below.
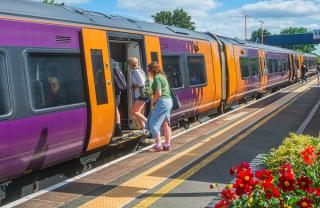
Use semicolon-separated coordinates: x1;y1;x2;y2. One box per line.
0;0;317;198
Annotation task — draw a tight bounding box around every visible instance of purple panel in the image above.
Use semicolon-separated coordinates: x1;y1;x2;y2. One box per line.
265;51;288;59
170;88;203;121
0;18;81;48
0;108;87;180
243;48;259;57
160;37;195;53
266;72;290;90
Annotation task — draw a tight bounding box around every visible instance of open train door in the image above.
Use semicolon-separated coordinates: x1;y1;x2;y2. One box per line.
80;29;115;151
144;35;163;67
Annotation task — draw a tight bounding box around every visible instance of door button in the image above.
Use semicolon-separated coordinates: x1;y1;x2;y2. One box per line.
107;80;111;85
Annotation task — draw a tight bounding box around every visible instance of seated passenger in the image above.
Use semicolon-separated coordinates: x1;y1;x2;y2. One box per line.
190;72;200;85
45;76;66;107
253;71;258;76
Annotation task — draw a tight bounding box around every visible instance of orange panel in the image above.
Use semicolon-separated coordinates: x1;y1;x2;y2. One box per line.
144;36;163;67
196;41;216;113
234;46;246;101
225;44;237;104
259;50;267;91
210;42;221;109
81;29;115;151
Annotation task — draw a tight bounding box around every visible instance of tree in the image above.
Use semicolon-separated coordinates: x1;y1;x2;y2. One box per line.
279;27;317;53
152;8;196;30
42;0;58;5
250;28;272;43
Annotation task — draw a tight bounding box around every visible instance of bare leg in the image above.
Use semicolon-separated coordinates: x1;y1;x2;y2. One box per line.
116;105;120;124
154;131;161;145
162;117;171;145
130;100;147;129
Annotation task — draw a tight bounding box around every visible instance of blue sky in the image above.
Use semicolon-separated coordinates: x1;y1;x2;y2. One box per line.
34;0;320;54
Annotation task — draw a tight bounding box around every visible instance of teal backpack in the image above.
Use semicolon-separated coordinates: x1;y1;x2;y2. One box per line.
137;69;153;98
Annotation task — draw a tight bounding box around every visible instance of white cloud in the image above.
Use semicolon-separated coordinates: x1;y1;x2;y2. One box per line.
116;0;222;17
193;0;320;40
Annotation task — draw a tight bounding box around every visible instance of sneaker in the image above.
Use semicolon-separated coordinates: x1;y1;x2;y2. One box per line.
114;126;123;137
163;145;171;151
148;145;163;152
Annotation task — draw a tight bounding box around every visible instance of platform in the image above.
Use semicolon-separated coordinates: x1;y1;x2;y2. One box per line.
4;78;320;208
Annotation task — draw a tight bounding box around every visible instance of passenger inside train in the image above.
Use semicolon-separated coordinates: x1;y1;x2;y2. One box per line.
45;76;66;107
109;38;148;133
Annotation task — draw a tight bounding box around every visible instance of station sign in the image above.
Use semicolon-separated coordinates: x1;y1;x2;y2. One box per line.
313;30;320;39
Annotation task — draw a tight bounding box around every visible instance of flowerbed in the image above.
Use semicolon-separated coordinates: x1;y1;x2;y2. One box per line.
210;133;320;207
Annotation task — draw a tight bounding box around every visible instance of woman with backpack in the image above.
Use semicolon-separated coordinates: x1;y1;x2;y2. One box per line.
127;57;150;130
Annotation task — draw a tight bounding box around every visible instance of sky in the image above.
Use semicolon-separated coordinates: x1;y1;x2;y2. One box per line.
32;0;320;54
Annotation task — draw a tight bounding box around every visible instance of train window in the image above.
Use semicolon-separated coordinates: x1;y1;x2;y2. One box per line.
26;52;85;110
282;59;288;72
267;58;273;74
0;53;10;116
250;58;259;77
240;57;249;78
187;56;206;86
273;59;279;73
295;59;300;69
91;49;108;105
162;56;183;88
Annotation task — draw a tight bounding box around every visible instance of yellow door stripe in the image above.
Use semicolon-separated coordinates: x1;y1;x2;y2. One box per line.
79;80;315;208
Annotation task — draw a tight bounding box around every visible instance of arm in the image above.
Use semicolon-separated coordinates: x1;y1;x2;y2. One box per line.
152;89;162;103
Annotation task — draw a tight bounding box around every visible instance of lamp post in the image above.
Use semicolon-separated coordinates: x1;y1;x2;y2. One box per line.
243;13;249;41
260;21;264;44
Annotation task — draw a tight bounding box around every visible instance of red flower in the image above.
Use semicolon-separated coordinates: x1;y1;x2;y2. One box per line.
233;182;249;196
251;180;261;190
278;174;295;192
315;188;320;196
215;200;230;208
236;162;252;172
296;197;312;208
229;167;237;176
255;169;274;182
301;146;317;165
221;189;236;201
296;176;313;192
236;169;255;189
262;180;280;199
278;163;292;176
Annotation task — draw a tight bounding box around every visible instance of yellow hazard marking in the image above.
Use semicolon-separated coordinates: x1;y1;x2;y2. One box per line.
80;80;316;208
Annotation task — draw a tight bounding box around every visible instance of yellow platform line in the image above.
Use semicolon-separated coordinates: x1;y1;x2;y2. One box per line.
79;81;315;208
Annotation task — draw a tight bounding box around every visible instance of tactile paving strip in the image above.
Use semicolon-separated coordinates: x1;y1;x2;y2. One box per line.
80;80;316;208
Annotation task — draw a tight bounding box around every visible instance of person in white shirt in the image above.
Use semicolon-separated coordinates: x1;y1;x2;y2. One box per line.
127;57;150;129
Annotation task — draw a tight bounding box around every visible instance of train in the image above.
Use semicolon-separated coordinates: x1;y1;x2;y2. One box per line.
0;0;318;198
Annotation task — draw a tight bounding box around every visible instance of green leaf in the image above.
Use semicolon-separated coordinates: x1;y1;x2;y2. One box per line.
289;197;299;204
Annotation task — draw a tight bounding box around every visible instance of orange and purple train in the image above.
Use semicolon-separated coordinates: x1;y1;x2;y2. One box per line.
0;0;317;186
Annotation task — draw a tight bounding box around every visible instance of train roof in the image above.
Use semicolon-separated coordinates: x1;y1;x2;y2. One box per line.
215;35;302;55
1;0;316;58
1;0;210;41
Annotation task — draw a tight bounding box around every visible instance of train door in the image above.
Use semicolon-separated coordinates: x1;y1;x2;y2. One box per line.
259;50;267;91
289;54;294;81
80;29;115;151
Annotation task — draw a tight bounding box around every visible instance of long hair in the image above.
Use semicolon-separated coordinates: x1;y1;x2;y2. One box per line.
147;61;167;79
127;57;141;69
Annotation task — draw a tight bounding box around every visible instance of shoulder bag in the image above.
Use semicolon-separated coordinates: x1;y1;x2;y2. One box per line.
137;69;153;98
169;85;181;111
